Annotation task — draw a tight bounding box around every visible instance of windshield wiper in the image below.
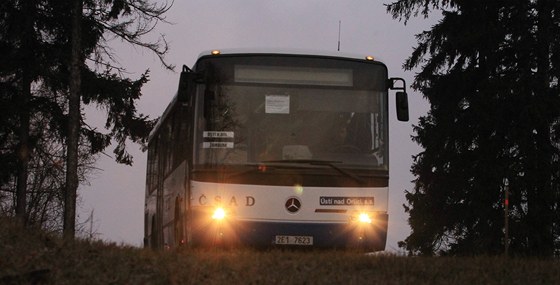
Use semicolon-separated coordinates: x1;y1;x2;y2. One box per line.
261;159;366;185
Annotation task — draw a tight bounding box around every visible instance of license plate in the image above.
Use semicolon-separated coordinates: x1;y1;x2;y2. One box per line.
275;235;313;245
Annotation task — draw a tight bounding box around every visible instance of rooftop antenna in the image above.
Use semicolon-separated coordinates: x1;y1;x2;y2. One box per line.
337;20;341;51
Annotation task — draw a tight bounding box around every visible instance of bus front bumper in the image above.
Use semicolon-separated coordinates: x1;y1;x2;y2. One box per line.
190;208;388;251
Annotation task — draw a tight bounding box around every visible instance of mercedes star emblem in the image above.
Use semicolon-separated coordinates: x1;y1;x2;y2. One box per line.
285;197;302;213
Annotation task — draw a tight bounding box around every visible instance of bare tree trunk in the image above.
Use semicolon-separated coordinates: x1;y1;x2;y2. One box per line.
15;0;36;226
64;0;83;241
16;81;30;226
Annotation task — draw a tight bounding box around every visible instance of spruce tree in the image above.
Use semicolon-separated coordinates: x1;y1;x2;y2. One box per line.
0;0;168;235
387;0;560;256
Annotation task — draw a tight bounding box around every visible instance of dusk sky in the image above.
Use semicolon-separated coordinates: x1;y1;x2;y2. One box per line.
80;0;437;251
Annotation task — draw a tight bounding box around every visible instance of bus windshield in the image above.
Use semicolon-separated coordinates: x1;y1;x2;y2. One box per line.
194;55;388;170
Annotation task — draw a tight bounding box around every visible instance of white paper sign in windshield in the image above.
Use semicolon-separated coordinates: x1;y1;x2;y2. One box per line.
265;95;290;114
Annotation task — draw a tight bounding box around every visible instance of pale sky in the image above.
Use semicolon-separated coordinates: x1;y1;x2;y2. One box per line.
80;0;435;251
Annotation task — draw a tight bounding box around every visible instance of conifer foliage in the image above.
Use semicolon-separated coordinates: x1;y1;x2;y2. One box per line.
388;0;560;256
0;0;170;235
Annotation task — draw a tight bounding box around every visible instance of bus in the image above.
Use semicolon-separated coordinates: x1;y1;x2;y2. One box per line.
144;49;409;251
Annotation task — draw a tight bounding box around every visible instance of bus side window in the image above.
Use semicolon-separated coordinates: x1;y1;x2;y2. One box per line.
172;111;186;168
147;138;158;194
162;120;173;176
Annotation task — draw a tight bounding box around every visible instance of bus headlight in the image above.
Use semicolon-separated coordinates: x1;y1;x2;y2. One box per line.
212;207;227;220
350;212;375;225
357;213;373;224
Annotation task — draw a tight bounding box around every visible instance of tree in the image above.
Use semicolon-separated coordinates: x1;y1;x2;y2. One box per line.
0;0;69;226
387;0;560;256
62;0;171;239
0;108;97;233
0;0;168;236
64;0;83;241
0;0;36;226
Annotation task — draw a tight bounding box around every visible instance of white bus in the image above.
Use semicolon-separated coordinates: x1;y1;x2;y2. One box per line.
144;49;409;251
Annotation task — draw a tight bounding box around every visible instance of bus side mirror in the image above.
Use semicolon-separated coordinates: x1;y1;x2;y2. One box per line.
388;77;409;122
178;65;199;103
396;91;409;122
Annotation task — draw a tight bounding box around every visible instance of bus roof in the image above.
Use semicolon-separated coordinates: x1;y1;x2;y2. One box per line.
197;48;383;63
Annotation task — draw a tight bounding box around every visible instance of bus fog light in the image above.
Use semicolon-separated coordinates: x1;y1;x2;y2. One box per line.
212;207;226;220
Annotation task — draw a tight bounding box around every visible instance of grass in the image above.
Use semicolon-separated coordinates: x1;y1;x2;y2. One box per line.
1;217;559;285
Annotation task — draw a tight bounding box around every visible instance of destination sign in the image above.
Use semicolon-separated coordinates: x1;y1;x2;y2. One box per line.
202;142;234;149
319;196;374;206
203;131;234;138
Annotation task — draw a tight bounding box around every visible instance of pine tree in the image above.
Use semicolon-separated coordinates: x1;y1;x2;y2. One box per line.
387;0;560;256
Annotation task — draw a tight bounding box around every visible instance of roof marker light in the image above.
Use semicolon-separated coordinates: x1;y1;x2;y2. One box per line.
211;50;221;55
365;55;375;61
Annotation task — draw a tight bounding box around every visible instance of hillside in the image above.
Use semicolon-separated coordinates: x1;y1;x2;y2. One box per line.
1;217;559;284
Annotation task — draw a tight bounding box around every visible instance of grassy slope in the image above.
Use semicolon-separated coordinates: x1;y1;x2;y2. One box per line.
1;218;559;285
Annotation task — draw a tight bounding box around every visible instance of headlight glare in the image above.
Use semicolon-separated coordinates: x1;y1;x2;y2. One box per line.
212;207;226;220
358;213;373;224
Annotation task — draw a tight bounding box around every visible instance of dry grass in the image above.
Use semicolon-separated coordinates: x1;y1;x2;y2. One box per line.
1;217;559;285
